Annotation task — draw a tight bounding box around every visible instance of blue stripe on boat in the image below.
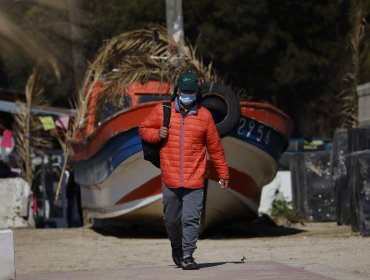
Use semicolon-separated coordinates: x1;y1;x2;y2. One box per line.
73;116;287;185
73;128;142;185
229;116;287;161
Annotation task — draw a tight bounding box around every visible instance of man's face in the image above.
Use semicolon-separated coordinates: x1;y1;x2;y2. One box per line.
178;89;197;107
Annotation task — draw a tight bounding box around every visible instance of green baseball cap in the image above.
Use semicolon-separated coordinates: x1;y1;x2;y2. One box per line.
177;71;198;91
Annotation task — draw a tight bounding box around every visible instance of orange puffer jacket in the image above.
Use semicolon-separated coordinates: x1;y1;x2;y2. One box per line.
139;99;229;189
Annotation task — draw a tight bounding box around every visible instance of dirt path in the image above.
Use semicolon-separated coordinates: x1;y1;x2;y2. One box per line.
13;222;369;279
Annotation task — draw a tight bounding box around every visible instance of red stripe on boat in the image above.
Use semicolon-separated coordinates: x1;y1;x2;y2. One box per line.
240;101;293;139
115;176;162;205
207;161;261;204
115;165;260;205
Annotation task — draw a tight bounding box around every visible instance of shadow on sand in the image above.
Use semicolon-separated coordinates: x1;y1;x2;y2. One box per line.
167;261;245;269
92;223;168;239
200;214;306;239
92;214;306;239
199;261;245;268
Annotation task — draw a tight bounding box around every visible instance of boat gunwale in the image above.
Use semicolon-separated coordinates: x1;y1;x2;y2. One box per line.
69;101;161;160
240;101;293;139
70;101;161;143
70;100;292;161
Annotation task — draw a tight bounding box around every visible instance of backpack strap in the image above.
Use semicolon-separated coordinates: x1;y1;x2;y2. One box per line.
163;101;171;128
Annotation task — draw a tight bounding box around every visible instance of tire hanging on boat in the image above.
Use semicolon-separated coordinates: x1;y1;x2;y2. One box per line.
199;82;241;137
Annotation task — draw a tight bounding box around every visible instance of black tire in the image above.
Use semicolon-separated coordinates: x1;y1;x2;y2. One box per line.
199;82;240;137
200;96;227;116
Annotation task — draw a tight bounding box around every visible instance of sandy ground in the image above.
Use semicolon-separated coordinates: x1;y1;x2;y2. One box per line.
13;221;370;279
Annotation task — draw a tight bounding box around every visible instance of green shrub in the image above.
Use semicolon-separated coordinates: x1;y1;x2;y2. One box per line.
271;199;302;223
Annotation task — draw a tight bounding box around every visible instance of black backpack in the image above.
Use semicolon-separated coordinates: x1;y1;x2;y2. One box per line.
142;102;171;168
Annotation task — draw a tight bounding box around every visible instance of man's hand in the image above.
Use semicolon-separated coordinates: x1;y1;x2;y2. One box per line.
159;127;168;139
219;179;229;189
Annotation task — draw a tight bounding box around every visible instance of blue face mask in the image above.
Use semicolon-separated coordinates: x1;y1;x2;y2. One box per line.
179;92;196;105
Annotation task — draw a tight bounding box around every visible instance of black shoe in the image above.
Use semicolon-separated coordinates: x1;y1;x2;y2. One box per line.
181;256;199;270
172;247;183;267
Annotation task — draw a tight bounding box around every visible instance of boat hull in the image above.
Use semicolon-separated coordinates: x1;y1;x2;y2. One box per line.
73;101;291;231
77;135;275;231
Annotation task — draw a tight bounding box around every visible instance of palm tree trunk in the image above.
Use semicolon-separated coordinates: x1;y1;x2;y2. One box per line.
338;0;367;128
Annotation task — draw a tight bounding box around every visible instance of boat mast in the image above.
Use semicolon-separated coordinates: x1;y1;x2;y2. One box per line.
165;0;185;51
68;0;86;91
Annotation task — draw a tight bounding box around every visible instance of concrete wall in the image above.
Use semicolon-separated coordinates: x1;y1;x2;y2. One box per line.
0;229;15;280
357;82;370;127
0;178;30;229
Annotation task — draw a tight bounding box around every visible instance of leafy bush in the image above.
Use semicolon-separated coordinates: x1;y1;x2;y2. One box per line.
271;199;302;224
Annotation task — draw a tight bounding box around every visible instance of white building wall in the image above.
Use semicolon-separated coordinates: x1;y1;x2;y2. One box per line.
258;171;292;215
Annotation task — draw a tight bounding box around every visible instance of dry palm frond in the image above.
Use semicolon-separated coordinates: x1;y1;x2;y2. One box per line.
52;126;73;200
72;26;222;137
51;97;77;200
26;69;53;156
182;41;221;83
13;67;53;186
13;102;31;185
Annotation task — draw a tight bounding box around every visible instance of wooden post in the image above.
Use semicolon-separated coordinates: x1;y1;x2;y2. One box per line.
165;0;185;50
68;0;86;92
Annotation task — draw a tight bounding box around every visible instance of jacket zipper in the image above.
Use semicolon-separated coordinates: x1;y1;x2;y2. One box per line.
180;114;185;187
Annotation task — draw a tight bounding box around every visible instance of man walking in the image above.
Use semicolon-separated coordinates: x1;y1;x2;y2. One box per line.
139;71;229;270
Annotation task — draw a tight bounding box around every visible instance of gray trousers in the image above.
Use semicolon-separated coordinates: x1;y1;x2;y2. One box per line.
162;185;204;258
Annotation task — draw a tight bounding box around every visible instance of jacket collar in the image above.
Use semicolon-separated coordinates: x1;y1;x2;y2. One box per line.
175;97;198;116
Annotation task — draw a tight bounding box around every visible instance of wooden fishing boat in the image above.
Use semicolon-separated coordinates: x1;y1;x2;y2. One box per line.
69;26;292;232
70;80;292;231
